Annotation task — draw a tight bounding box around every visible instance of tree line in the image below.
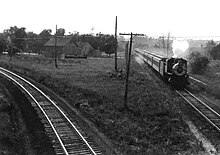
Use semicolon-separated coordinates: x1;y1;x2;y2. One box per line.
0;26;117;56
205;40;220;60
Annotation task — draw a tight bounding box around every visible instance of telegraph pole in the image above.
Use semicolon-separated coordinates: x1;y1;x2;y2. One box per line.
54;25;58;68
7;33;13;62
167;32;170;58
114;16;118;71
119;32;144;109
9;36;13;61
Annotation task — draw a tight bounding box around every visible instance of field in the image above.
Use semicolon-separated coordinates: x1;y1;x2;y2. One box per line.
0;54;204;154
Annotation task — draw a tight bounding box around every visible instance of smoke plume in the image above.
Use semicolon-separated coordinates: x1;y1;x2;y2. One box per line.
172;40;189;58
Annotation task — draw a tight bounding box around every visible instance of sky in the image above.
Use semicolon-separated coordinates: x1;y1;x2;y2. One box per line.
1;0;220;39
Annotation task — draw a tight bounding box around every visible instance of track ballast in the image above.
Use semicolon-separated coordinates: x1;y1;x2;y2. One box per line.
176;88;220;132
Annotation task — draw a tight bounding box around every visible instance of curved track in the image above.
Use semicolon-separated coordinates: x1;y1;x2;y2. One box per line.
176;88;220;132
0;67;102;155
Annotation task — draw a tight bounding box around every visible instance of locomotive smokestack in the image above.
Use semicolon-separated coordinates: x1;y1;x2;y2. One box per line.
172;40;189;58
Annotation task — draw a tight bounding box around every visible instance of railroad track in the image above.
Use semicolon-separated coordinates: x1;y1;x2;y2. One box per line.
0;67;102;155
176;88;220;132
189;76;207;86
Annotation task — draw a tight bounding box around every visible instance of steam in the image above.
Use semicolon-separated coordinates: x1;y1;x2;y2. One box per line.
172;40;189;58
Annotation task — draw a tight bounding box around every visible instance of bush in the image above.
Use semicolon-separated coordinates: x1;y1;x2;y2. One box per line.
207;83;220;99
188;51;209;74
210;44;220;60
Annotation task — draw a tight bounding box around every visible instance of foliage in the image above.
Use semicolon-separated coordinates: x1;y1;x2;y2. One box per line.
188;51;209;74
0;34;7;53
26;32;38;53
205;40;216;59
2;26;116;55
209;43;220;60
71;33;117;55
39;29;52;38
94;34;117;55
56;28;65;36
14;27;27;51
25;29;52;54
35;29;52;53
206;40;216;48
3;26;27;54
1;27;53;54
74;34;98;49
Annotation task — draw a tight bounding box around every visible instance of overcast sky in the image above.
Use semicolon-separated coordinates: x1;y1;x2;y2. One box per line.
1;0;220;38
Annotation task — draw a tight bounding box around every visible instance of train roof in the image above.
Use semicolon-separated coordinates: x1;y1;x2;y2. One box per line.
135;48;166;59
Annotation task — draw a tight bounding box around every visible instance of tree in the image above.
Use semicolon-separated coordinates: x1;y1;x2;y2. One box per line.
206;40;216;48
34;29;52;54
70;33;117;55
97;34;117;55
205;40;216;59
3;26;27;60
4;26;27;51
56;28;65;36
14;27;27;51
0;34;7;54
209;43;220;60
188;51;209;74
101;35;117;55
39;29;52;38
3;26;18;56
26;32;38;53
159;35;166;49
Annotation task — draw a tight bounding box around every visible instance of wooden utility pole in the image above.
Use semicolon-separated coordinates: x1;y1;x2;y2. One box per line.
119;32;144;109
114;16;118;71
162;35;165;50
54;25;58;68
167;32;170;58
125;41;129;66
9;37;13;61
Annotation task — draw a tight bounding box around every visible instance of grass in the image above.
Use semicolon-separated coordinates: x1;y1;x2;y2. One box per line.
0;54;203;154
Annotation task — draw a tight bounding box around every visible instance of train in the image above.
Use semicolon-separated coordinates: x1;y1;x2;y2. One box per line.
134;48;189;87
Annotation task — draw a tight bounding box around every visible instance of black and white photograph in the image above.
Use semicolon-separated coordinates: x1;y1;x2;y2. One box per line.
0;0;220;154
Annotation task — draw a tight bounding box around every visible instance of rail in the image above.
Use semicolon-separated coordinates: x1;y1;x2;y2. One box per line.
176;88;220;132
0;67;101;155
189;76;207;86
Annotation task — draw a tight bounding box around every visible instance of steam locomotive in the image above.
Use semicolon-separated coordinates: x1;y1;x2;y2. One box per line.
135;48;189;87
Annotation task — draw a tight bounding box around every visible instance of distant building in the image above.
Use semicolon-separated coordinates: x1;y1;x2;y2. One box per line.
43;36;100;58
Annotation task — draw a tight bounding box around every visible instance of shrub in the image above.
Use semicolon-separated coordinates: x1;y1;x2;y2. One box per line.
188;51;209;74
207;83;220;99
210;44;220;60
